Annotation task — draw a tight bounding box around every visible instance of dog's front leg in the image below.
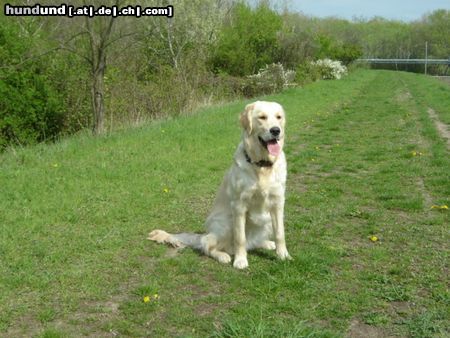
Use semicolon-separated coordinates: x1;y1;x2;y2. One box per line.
270;200;291;260
232;203;248;269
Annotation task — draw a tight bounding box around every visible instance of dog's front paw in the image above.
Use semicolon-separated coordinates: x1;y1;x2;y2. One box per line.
233;256;249;269
276;247;292;261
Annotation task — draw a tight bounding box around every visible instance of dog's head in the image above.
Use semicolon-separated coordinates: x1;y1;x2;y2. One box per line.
240;101;285;161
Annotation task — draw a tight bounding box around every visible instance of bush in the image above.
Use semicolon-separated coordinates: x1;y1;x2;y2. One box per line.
295;61;322;85
212;73;247;99
48;52;91;134
295;59;347;85
0;20;65;148
210;2;282;76
242;63;296;97
315;34;363;65
334;43;363;65
311;59;348;80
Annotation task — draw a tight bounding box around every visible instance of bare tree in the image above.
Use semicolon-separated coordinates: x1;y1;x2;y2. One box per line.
81;0;118;134
57;0;135;134
84;7;115;134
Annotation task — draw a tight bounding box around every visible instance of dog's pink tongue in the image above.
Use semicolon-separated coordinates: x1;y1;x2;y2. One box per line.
267;141;280;156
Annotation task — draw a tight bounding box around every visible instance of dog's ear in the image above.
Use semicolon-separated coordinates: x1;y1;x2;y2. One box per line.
240;103;254;133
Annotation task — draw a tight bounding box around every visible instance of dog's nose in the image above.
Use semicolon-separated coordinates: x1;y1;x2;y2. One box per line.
270;127;281;137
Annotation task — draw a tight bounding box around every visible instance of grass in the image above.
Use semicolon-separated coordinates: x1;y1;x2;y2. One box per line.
0;70;448;337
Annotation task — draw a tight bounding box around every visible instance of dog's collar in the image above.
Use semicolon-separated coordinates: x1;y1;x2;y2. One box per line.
244;150;274;168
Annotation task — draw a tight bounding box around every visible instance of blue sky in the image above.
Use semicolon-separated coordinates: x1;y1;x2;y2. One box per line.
289;0;450;21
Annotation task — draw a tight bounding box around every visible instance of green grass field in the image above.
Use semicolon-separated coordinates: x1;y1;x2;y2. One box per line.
1;70;449;337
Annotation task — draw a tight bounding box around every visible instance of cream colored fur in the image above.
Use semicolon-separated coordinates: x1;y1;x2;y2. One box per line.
148;101;291;269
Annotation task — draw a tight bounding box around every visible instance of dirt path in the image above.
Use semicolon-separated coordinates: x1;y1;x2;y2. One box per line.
427;108;450;149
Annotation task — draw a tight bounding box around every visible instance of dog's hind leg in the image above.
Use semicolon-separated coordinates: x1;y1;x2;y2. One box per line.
258;240;276;250
209;249;232;264
201;233;231;264
148;230;231;264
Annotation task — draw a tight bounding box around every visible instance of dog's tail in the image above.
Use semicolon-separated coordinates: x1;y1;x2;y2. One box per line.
147;229;204;250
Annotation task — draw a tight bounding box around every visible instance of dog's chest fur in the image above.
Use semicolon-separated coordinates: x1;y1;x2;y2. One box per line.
240;166;285;211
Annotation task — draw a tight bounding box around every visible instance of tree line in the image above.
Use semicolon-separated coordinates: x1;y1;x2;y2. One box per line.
0;0;449;148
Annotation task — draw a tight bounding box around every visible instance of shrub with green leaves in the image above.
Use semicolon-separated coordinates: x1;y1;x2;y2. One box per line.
316;34;363;65
0;19;65;148
210;2;282;76
334;43;363;65
295;61;322;85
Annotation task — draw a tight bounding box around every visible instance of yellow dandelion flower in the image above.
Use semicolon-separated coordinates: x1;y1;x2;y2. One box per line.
143;296;151;303
431;205;448;210
153;293;160;300
163;188;169;193
52;163;59;168
370;236;378;242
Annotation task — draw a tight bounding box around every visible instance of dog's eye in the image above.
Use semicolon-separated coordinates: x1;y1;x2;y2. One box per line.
276;115;282;120
258;116;267;120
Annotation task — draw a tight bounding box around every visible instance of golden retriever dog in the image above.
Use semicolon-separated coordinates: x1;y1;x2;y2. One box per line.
148;101;291;269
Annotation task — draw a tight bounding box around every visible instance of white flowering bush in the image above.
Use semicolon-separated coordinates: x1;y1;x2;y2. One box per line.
311;59;347;80
243;63;296;97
